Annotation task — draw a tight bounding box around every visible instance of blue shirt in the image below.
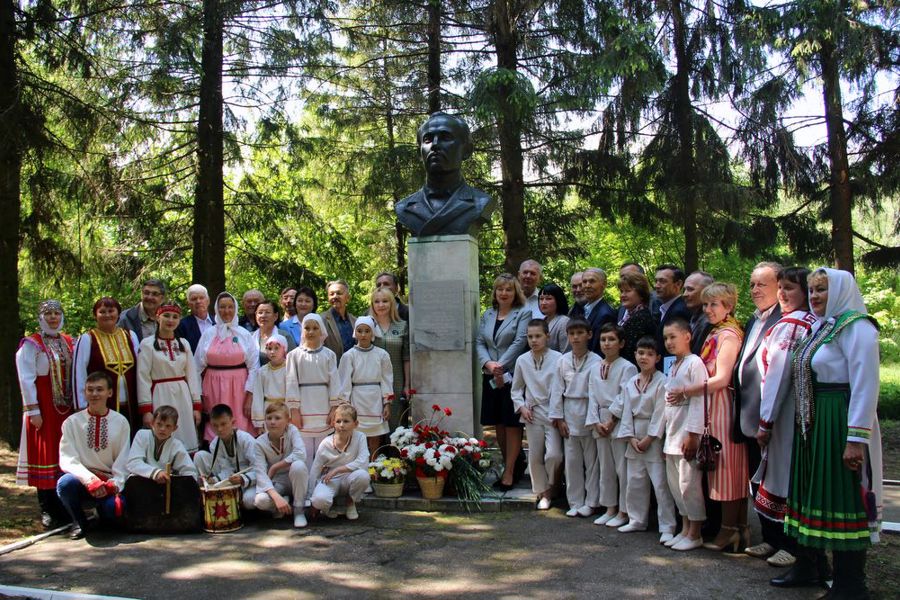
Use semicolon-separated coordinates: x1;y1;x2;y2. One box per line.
332;308;355;353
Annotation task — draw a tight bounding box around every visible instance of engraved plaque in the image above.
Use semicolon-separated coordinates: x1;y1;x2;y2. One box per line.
411;280;466;351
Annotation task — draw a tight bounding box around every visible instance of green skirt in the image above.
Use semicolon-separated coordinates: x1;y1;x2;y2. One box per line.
784;385;872;551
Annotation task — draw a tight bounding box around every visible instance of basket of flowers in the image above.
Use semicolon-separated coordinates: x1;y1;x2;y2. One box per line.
369;445;407;498
405;441;455;499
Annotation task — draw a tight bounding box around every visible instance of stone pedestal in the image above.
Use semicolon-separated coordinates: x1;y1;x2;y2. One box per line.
408;234;481;436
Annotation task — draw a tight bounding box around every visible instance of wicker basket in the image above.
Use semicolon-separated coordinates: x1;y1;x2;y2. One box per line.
417;476;446;500
372;481;404;498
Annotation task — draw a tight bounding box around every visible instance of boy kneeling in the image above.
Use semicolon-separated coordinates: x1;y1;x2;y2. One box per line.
253;401;309;528
309;404;369;520
193;404;259;510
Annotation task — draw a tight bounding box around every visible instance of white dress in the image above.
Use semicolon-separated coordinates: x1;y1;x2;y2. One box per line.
338;345;393;436
285;346;341;436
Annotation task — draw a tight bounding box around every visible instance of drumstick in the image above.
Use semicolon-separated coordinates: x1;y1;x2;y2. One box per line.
209;467;253;489
164;463;172;515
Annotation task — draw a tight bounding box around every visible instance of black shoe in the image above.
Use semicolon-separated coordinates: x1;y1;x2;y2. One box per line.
496;482;514;492
770;560;826;588
69;526;86;540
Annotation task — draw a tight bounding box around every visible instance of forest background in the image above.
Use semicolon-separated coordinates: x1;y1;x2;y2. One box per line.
1;0;898;446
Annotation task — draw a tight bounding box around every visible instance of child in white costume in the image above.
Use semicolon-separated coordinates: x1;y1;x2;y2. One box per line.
309;404;370;520
616;337;677;540
661;319;707;551
550;319;601;517
285;314;341;468
586;323;637;527
511;319;563;510
253;402;309;528
193;404;259;510
127;405;197;481
338;316;393;455
248;334;289;433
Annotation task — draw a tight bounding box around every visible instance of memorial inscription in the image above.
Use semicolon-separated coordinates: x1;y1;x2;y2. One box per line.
410;280;466;351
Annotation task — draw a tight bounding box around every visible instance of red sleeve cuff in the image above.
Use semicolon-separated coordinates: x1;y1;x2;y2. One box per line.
192;402;202;412
758;419;773;431
139;404;154;415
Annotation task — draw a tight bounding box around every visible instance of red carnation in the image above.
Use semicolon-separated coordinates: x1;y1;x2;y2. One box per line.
444;407;452;416
400;449;408;457
460;449;468;456
473;452;481;460
425;442;433;449
415;457;425;465
432;404;440;411
478;440;487;448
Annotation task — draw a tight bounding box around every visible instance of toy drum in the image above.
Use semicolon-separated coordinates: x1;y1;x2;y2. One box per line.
201;484;243;533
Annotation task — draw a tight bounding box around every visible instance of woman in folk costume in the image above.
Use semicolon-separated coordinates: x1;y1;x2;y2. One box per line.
777;268;882;599
195;292;259;440
72;297;141;434
15;299;75;527
137;304;202;453
694;282;748;552
750;267;816;567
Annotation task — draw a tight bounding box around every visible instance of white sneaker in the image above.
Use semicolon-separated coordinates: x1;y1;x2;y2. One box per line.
593;512;615;526
664;533;684;548
345;504;359;520
576;505;593;518
659;532;675;545
565;507;579;517
605;514;628;528
672;536;703;551
365;485;373;494
536;497;552;511
293;513;308;528
617;521;646;533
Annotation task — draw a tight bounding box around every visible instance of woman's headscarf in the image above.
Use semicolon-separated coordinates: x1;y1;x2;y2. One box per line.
301;313;328;346
265;333;289;353
353;316;376;339
38;299;65;336
813;267;867;323
213;292;240;340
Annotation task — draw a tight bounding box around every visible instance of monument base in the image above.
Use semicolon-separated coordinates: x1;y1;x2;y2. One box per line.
408;234;481;436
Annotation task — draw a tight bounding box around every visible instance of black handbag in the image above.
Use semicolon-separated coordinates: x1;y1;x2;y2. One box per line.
696;382;722;471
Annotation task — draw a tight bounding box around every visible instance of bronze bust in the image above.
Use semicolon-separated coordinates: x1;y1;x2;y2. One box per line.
395;113;495;237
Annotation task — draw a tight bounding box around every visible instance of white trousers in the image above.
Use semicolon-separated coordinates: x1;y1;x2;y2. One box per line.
301;433;331;470
254;461;310;512
625;457;677;533
596;436;628;509
564;435;598;509
524;421;563;494
665;454;706;522
193;450;255;509
310;470;370;511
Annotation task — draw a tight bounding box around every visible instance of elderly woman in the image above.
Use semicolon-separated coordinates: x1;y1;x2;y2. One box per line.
195;292;259;439
773;268;882;598
477;273;531;490
15;300;75;528
538;283;570;353
369;286;410;430
673;283;747;551
748;267;816;568
73;297;141;434
616;271;657;365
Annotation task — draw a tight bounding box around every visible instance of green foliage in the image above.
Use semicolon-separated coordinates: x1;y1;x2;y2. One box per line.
880;364;900;421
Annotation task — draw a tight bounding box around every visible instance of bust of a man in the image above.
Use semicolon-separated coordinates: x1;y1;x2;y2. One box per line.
395;113;495;238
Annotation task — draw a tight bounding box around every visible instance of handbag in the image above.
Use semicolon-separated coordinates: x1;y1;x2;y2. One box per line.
696;382;722;472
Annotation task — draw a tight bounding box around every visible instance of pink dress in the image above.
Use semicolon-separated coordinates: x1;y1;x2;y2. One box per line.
202;334;252;440
700;325;748;501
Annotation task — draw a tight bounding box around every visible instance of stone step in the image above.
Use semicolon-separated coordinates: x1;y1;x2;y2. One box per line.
357;480;540;513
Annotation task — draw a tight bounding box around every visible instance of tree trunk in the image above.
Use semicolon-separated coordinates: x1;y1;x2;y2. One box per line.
491;0;528;274
820;43;854;274
427;0;441;114
671;0;698;272
193;0;226;297
385;82;407;294
0;0;23;445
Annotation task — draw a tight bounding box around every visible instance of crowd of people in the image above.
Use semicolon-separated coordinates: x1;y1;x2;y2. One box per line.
14;260;882;599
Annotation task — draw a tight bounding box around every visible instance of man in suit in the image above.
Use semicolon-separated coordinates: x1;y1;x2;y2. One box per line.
321;279;356;363
175;283;215;352
732;262;784;558
395;113;495;238
118;278;166;342
653;264;692;371
569;271;585;317
579;268;615;355
375;271;409;321
518;259;543;319
683;271;714;355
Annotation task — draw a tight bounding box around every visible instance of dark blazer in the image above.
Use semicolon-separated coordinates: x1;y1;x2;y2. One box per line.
475;306;531;374
321;308;356;364
569;302;585;319
117;304;146;342
689;312;712;356
584;299;616;356
620;307;658;365
733;305;782;439
655;296;693;363
175;314;215;353
395;183;496;238
397;300;409;322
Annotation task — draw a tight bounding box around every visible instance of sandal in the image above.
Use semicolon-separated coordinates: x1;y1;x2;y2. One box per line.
744;542;776;559
767;549;797;567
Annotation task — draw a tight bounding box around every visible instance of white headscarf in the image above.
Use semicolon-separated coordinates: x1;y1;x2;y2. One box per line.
213;292;240;340
38;299;65;336
265;333;288;352
353;316;376;339
810;267;868;333
301;313;328;346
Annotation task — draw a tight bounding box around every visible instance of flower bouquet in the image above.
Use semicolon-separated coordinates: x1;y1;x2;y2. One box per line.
368;451;407;498
403;441;456;499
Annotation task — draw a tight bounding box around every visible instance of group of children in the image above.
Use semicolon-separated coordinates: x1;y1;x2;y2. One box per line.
512;316;709;551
